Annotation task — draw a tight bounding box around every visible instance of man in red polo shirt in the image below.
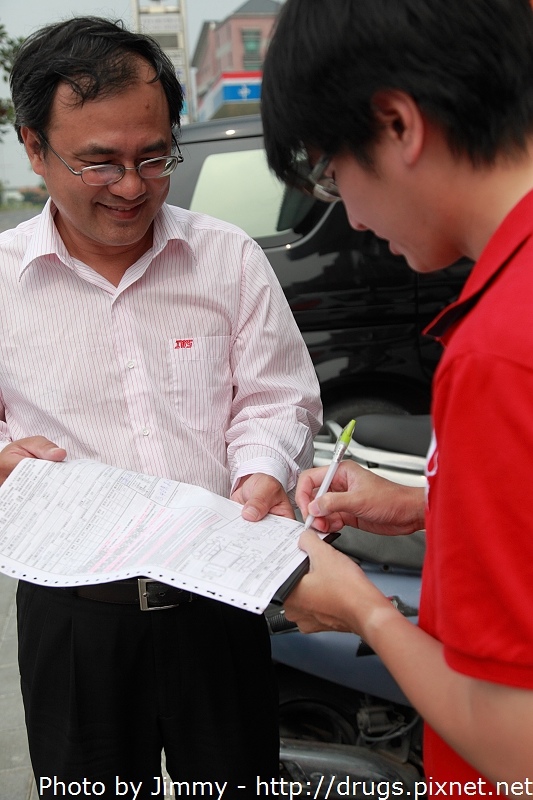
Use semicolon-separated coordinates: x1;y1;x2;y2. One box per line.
260;0;533;786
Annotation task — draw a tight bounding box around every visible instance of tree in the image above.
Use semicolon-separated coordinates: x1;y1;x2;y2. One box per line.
0;24;24;141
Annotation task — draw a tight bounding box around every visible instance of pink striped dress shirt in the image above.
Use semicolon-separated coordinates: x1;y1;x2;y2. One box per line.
0;201;322;499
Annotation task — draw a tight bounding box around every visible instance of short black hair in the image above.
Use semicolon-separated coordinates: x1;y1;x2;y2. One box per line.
10;16;184;144
261;0;533;185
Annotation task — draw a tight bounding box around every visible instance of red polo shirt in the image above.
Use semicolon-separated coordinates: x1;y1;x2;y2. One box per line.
421;190;533;783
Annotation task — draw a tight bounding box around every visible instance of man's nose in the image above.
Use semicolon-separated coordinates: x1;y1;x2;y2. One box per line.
108;167;146;197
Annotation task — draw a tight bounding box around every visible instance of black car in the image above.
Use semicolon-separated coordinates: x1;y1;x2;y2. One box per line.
169;115;471;421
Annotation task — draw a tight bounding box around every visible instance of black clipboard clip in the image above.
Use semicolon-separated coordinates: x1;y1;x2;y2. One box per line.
270;531;340;606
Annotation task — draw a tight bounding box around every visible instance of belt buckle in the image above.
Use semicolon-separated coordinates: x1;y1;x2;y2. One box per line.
138;578;185;611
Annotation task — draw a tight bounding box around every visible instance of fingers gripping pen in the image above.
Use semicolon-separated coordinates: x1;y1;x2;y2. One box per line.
303;419;356;531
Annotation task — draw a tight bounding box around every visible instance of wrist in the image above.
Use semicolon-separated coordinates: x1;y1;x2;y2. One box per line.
360;599;405;652
397;484;426;533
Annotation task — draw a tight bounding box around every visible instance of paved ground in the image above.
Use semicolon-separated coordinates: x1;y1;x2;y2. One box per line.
0;573;37;800
0;208;40;233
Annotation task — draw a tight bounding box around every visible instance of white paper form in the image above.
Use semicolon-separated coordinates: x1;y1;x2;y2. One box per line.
0;458;308;613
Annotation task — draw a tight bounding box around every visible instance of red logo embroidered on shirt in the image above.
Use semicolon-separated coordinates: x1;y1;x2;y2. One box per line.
175;339;193;349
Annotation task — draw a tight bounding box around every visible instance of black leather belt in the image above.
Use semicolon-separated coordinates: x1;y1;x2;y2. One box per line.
75;579;194;611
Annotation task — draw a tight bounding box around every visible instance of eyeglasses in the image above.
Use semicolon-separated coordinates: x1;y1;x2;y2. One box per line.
296;155;340;203
39;135;183;186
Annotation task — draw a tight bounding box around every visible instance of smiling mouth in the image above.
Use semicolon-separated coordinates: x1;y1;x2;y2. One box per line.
98;202;147;220
104;203;143;211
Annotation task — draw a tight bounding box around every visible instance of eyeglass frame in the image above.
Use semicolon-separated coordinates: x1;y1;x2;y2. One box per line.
298;155;340;203
37;133;183;186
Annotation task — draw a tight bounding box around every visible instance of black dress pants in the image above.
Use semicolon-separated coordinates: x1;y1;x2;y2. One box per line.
17;582;279;799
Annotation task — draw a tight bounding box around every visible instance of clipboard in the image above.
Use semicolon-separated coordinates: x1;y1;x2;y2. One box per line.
270;532;340;606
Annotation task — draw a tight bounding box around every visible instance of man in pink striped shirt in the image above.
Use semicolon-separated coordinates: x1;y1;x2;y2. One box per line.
1;17;322;799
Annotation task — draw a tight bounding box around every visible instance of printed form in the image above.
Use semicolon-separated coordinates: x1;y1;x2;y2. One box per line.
0;458;308;613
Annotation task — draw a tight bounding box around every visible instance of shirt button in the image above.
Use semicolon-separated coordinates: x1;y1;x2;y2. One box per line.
126;360;135;369
142;428;151;436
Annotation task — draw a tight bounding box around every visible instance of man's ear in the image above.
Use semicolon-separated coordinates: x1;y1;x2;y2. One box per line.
371;90;425;165
20;127;47;177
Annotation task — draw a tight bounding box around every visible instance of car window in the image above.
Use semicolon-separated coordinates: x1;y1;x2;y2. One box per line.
189;149;290;239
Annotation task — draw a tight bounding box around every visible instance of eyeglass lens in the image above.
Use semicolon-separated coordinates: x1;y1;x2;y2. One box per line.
308;157;340;202
81;156;179;186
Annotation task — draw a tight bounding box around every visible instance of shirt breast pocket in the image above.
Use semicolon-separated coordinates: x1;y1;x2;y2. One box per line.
168;336;232;431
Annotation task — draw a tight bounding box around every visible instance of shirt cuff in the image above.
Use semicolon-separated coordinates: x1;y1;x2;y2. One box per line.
231;457;290;494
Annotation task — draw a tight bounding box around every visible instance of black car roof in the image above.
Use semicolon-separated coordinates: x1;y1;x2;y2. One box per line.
178;114;263;144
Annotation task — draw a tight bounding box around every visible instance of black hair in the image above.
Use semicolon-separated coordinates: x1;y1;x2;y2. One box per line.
261;0;533;185
10;16;184;144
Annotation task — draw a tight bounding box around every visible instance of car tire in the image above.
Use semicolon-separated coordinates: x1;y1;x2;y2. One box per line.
321;397;410;430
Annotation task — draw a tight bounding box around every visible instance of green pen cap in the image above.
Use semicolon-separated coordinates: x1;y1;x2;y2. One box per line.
340;419;356;446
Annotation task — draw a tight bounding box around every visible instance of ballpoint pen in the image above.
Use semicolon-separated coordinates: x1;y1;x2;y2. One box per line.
303;419;356;531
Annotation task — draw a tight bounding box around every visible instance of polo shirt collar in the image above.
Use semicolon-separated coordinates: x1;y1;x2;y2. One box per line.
425;188;533;341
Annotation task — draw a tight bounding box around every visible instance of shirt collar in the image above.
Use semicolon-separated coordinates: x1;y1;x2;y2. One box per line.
425;188;533;341
19;200;196;280
19;199;71;279
152;203;196;262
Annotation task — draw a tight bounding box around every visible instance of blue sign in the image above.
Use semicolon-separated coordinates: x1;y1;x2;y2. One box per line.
222;83;261;102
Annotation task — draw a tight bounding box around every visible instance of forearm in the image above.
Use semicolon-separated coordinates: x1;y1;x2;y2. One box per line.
297;464;427;536
361;604;533;783
285;537;532;780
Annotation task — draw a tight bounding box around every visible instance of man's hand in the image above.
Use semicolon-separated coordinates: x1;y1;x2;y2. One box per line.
283;529;392;634
296;460;426;535
0;437;67;485
231;473;295;521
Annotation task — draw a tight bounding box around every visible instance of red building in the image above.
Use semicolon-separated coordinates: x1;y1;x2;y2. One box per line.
191;0;282;121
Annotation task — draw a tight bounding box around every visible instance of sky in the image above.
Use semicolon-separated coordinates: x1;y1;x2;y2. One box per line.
0;0;244;189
